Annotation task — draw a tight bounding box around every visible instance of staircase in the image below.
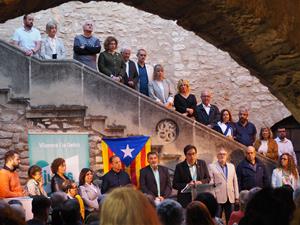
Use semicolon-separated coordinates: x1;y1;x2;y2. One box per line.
0;39;276;175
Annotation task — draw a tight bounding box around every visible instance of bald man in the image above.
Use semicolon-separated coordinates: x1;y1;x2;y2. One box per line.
236;146;269;191
73;21;101;70
194;90;220;127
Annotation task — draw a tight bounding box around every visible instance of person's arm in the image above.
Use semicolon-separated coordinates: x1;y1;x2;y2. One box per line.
79;186;99;209
232;166;240;200
252;125;257;145
101;175;109;194
40;40;49;59
236;164;243;191
0;172;23;197
32;41;41;54
262;163;270;188
59;39;66;59
98;53;113;76
148;81;161;103
139;169;152;195
211;105;220;126
166;80;175;104
199;160;211;184
271;169;277;188
163;167;172;198
172;164;187;191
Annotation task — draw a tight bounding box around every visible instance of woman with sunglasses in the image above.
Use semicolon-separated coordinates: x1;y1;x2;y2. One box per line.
271;153;299;190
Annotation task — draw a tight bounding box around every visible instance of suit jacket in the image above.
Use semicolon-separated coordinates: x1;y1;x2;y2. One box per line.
139;165;172;198
79;183;101;211
40;36;66;59
135;62;153;91
148;79;174;104
173;159;210;207
208;162;239;204
194;103;220;126
123;60;139;89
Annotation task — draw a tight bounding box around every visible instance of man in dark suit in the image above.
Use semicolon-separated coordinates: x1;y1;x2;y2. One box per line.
173;145;210;208
121;47;138;89
194;90;220;127
139;151;172;202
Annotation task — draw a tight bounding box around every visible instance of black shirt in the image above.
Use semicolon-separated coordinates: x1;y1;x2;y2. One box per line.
101;169;131;194
174;93;197;116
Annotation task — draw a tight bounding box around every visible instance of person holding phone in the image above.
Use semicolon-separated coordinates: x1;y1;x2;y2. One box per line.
26;165;47;197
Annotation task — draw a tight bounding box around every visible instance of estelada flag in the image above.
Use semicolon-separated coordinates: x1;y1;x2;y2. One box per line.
101;136;151;186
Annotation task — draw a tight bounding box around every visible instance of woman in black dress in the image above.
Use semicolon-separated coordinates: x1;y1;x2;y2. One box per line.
51;157;69;193
174;79;197;117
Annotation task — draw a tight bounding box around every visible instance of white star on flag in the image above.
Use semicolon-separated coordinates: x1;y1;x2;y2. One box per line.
121;144;134;158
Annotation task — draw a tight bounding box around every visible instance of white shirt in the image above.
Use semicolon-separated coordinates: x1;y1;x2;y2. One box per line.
188;163;197;181
48;36;57;54
202;103;211;115
125;61;129;77
151;167;161;197
12;27;41;51
275;137;297;165
258;140;268;154
217;121;233;136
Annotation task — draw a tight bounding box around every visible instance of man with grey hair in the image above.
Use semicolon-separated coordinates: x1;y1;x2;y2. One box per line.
121;47;138;89
73;21;101;70
234;107;257;146
11;14;41;57
194;90;220;127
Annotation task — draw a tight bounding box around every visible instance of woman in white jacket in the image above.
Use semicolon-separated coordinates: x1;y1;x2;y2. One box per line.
272;153;299;190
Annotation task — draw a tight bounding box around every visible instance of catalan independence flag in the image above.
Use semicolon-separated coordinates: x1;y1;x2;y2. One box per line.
101;136;151;186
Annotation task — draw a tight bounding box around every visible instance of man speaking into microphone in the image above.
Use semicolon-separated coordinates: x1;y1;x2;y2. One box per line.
173;145;210;208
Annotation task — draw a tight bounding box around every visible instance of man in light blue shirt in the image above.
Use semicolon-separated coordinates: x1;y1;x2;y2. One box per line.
12;14;41;57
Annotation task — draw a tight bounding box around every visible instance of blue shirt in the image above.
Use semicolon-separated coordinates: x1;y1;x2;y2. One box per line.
235;121;257;146
138;64;149;96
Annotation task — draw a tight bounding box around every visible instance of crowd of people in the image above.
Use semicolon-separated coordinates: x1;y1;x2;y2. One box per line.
0;143;300;225
4;13;300;225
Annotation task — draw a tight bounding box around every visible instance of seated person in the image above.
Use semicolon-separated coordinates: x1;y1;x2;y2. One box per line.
78;168;101;215
40;21;66;59
254;127;278;161
213;109;235;139
101;155;131;194
0;150;24;198
148;64;174;109
26;165;47;197
174;79;197;117
50;158;69;193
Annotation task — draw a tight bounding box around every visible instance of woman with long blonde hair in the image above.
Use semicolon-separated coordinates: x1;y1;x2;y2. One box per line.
100;187;161;225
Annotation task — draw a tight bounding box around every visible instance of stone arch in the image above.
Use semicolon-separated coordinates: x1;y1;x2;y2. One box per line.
1;0;300;123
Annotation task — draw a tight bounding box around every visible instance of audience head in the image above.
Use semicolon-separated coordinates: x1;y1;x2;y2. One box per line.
51;157;66;175
100;187;160;225
23;14;34;29
194;192;218;218
177;79;190;94
245;146;256;163
216;146;228;166
200;90;212;106
242;188;291;225
186;201;214;225
238;107;249;123
220;109;232;123
259;127;273;140
109;155;122;173
120;47;131;61
157;199;183;225
82;20;94;35
153;64;165;81
85;211;100;225
61;180;78;198
147;151;159;170
274;185;295;219
279;153;298;179
45;20;58;38
0;200;26;225
50;191;68;209
183;144;197;165
239;190;250;211
104;36;118;52
4;150;20;170
79;168;94;186
8;199;25;221
31;195;51;222
61;199;81;224
28;165;42;181
137;49;147;64
294;188;300;207
277;127;287;140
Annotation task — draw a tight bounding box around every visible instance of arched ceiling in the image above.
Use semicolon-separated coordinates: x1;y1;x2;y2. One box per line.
1;0;300;123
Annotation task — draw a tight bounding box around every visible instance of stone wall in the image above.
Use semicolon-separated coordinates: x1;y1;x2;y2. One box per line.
0;1;291;131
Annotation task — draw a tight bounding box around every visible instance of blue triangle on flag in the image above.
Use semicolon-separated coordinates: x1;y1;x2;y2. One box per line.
103;136;149;167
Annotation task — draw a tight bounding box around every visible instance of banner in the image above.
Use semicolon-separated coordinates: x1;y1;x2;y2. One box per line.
28;133;89;193
101;136;150;186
